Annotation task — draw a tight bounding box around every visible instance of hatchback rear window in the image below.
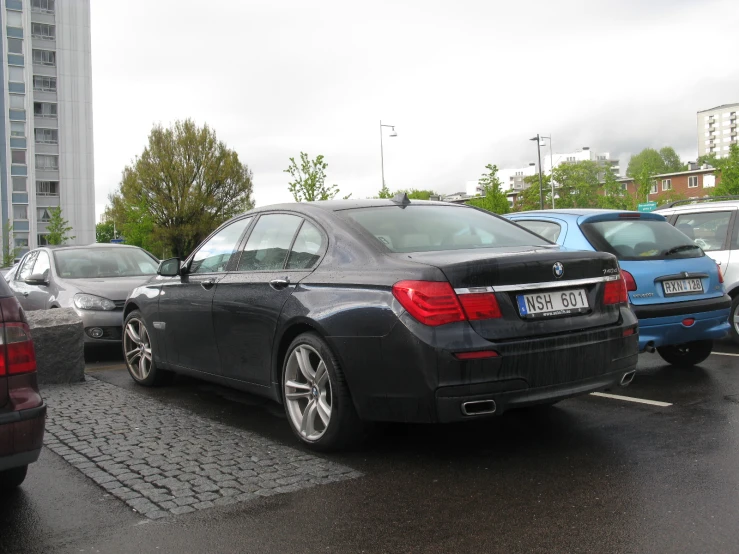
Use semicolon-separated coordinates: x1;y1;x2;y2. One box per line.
340;206;551;252
580;219;703;261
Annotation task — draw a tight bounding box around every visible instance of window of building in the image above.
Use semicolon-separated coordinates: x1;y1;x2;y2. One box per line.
10;122;25;138
650;182;658;194
13;177;27;192
33;75;56;92
34;102;57;118
621;183;628;191
567;156;576;162
37;208;52;222
597;155;606;161
8;38;23;54
13;205;28;220
31;23;55;40
35;154;59;170
31;0;55;13
36;181;59;196
37;234;50;246
688;176;699;188
15;237;29;249
8;67;24;82
7;11;23;27
11;150;26;165
32;49;56;66
662;179;672;191
35;128;58;144
9;95;25;109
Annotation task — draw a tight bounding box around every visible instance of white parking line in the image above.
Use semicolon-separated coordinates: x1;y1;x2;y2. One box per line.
590;392;672;407
713;352;739;357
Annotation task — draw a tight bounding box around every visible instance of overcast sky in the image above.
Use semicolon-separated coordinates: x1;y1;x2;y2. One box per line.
91;0;739;219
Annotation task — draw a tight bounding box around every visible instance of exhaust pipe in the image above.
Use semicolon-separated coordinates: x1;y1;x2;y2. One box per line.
644;342;656;353
620;370;636;387
461;399;497;416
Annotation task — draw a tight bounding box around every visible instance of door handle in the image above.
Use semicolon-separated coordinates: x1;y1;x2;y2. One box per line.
200;278;216;290
269;277;291;291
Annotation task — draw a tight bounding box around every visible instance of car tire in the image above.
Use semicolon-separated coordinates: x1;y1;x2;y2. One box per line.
123;310;173;386
657;340;713;368
282;332;363;451
0;465;27;490
730;295;739;345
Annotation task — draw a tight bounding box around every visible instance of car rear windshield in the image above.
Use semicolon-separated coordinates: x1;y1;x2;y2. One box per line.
580;219;704;261
54;248;159;279
340;205;551;253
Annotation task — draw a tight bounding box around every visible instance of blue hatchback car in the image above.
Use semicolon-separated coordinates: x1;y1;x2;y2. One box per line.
507;209;731;367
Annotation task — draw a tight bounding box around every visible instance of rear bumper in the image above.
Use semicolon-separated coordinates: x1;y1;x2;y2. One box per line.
0;403;46;471
331;306;639;424
636;306;731;350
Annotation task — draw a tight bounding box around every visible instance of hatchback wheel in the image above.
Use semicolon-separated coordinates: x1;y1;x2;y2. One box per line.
730;295;739;345
657;340;713;367
123;310;172;386
282;332;363;451
0;465;27;490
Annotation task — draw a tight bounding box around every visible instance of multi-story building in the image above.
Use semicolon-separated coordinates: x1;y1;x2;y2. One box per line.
1;0;94;257
619;164;719;203
465;163;537;196
544;146;620;177
697;103;738;159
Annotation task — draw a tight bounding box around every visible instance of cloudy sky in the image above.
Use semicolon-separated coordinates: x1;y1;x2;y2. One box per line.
91;0;739;219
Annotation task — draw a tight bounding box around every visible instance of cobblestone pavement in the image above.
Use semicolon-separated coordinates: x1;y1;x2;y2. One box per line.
42;377;361;519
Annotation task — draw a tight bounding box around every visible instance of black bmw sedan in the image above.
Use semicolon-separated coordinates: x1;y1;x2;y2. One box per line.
123;196;638;450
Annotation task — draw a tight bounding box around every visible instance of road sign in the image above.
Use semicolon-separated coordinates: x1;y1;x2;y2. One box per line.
637;201;658;213
110;238;124;244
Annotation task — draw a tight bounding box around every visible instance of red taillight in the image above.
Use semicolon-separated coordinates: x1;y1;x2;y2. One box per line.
458;293;502;320
0;323;37;376
622;327;636;337
621;270;637;292
603;276;628;305
392;281;466;326
454;350;499;360
718;264;724;284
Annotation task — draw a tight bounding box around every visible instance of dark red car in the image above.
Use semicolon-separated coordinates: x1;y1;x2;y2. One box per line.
0;274;45;489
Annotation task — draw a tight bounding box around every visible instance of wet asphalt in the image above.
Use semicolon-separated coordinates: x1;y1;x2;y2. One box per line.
2;342;739;554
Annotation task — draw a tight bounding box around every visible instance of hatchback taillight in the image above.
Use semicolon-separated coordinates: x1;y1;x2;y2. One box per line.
0;322;37;376
603;276;628;305
718;264;724;284
392;281;502;326
621;270;637;292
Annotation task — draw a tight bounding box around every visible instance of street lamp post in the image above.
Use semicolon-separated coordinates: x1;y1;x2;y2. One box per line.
530;135;544;210
379;120;397;188
540;135;555;209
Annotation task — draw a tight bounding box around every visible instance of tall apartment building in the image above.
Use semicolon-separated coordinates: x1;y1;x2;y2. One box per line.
697;103;738;159
1;0;93;258
544;146;620;177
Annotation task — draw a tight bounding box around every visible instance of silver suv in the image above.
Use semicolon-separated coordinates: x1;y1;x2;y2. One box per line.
658;197;739;343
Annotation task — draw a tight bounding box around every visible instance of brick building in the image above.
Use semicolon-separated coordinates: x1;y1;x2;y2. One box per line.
618;166;720;203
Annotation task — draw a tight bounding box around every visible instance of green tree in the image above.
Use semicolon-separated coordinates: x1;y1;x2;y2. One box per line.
599;169;635;210
513;174;552;211
633;166;657;204
377;183;392;199
659;146;685;173
2;220;21;267
285;152;349;201
391;189;439;200
96;220;115;243
713;144;739;196
104;198;169;258
466;164;509;214
551;160;601;208
46;207;75;245
697;153;719;167
107;119;255;258
658;189;688;207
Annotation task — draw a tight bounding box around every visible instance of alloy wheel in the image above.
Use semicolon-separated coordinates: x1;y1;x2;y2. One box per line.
124;318;153;380
733;303;739;335
284;344;332;441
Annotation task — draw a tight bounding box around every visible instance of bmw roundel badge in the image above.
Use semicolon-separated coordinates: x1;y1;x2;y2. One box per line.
552;262;564;279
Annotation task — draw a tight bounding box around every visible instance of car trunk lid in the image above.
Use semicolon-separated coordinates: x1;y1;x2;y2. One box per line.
399;246;624;341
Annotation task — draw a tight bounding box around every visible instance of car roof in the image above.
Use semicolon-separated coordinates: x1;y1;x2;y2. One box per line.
508;209;666;223
657;199;739;213
248;199;464;214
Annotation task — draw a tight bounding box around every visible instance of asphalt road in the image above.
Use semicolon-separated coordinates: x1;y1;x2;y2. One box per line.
2;342;739;553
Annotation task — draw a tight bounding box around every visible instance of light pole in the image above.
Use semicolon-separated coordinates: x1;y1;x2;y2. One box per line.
530;135;544;210
540;135;555;208
379;120;397;188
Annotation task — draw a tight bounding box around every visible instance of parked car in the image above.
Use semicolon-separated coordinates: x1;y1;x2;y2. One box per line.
656;198;739;344
7;245;159;344
124;198;638;450
0;272;45;489
507;209;731;366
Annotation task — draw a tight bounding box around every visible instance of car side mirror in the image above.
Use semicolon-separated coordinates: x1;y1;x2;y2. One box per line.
158;258;183;277
25;273;49;286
